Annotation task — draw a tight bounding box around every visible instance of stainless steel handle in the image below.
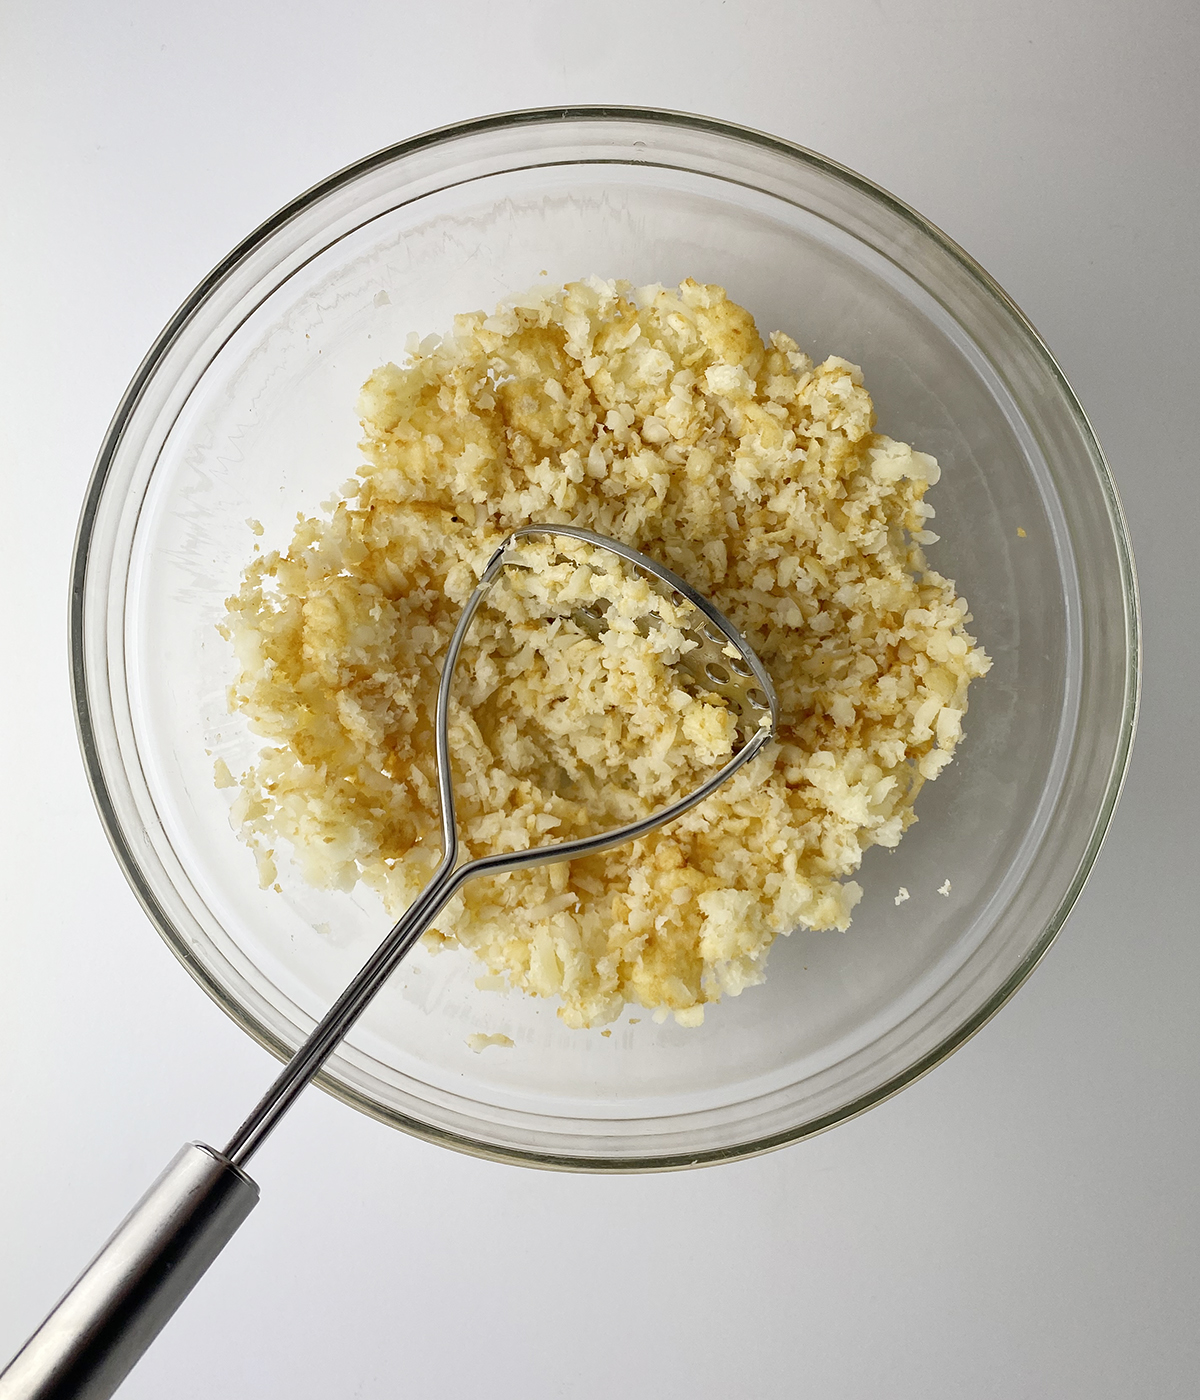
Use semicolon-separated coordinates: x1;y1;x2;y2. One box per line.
0;1144;258;1400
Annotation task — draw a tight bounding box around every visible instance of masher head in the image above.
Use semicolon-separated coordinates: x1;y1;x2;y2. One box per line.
433;524;779;882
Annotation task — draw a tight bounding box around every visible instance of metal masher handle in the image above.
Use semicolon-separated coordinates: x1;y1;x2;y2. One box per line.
0;858;470;1400
0;1145;258;1400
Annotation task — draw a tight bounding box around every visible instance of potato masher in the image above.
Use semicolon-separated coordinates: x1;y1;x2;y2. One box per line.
0;524;778;1400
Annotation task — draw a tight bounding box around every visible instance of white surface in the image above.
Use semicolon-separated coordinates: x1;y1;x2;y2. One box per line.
1;2;1197;1396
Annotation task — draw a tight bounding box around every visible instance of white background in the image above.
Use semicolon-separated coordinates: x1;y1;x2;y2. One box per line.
2;3;1198;1396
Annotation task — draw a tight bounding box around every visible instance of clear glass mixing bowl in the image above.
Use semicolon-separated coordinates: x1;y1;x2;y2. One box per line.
71;108;1138;1170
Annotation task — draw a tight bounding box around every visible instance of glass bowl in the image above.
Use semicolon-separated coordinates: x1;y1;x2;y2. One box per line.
72;108;1138;1170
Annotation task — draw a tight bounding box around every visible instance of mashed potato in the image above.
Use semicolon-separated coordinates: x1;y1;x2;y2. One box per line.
221;277;989;1028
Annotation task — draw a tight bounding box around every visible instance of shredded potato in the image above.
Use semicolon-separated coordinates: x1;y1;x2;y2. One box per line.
221;277;989;1028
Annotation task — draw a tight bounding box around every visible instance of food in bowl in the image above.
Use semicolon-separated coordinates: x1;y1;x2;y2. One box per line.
220;277;989;1028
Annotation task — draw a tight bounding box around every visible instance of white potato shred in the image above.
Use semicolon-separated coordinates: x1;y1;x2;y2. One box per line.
221;278;989;1028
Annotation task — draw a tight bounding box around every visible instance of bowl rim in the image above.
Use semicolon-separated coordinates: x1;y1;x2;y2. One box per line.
70;105;1141;1172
